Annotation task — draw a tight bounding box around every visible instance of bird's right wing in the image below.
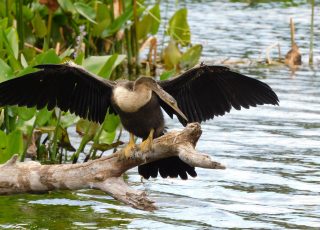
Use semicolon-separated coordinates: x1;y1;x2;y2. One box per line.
0;63;115;123
158;64;279;125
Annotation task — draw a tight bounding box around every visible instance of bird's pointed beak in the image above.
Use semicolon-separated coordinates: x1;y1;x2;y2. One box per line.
161;95;188;122
149;82;188;122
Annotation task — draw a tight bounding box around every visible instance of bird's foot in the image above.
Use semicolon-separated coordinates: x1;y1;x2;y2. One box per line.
139;129;154;153
119;142;136;160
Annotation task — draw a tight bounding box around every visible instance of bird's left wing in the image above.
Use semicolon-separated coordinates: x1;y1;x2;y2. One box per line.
158;64;279;125
0;63;116;123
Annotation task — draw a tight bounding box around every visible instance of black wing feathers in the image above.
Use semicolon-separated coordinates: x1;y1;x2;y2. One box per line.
0;64;114;123
159;65;279;124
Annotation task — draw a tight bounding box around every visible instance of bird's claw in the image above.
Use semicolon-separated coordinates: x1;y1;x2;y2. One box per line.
119;143;136;160
139;129;154;153
140;138;153;153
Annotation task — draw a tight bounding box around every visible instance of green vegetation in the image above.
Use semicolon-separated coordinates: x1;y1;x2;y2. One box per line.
0;0;202;164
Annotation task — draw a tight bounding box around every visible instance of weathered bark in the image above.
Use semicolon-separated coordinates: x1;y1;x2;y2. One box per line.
0;123;225;211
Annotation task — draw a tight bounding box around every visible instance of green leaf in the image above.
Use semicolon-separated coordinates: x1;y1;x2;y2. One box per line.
83;55;126;77
36;108;53;126
22;6;34;21
137;4;160;40
99;130;116;144
0;58;14;81
92;141;123;151
103;113;120;133
0;130;24;163
14;106;36;121
96;3;110;22
76;119;99;139
160;69;176;81
92;19;110;37
16;66;37;77
6;130;24;157
57;126;76;151
32;12;47;38
101;6;133;37
92;3;111;37
74;2;96;24
162;40;182;70
74;51;84;65
59;48;74;60
180;44;203;69
0;130;8;163
0;18;8;28
6;27;19;59
60;112;79;128
57;0;76;14
33;49;61;65
1;28;20;70
167;8;190;46
97;54;120;79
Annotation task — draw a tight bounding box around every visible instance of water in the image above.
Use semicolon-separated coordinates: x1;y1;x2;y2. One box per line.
1;1;320;229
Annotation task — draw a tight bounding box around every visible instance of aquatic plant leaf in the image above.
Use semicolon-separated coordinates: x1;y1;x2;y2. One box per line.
76;119;99;138
7;130;24;156
60;112;79;128
74;2;96;24
57;126;76;151
33;49;61;66
101;6;133;37
0;58;14;81
92;3;111;37
180;44;203;69
0;18;8;28
96;3;110;22
0;130;7;162
59;48;74;60
98;54;123;79
6;27;19;59
92;141;123;151
22;6;34;20
137;4;160;40
162;40;182;70
14;106;36;121
99;129;116;145
57;0;76;14
167;8;190;47
74;51;85;65
92;19;110;37
36;126;56;133
32;12;47;38
0;28;20;70
160;69;176;81
0;130;24;163
83;55;126;77
102;113;120;133
36;108;53;126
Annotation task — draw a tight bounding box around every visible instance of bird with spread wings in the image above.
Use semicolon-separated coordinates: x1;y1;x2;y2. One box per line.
0;62;279;179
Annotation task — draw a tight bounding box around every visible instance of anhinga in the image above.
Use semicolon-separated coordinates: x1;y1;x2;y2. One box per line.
0;62;279;179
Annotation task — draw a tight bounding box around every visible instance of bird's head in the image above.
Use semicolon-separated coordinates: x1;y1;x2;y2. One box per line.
134;76;157;90
134;77;188;122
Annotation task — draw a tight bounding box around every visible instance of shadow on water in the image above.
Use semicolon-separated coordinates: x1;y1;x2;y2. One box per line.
1;0;320;229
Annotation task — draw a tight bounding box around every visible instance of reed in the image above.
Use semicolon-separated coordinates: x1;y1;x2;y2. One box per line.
309;0;314;65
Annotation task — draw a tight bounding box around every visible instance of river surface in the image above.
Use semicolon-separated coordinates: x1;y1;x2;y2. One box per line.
1;1;320;229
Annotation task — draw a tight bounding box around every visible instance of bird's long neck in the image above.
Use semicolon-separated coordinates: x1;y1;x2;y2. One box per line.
112;85;152;113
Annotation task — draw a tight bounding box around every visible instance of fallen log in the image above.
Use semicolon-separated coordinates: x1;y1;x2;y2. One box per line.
0;123;225;211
